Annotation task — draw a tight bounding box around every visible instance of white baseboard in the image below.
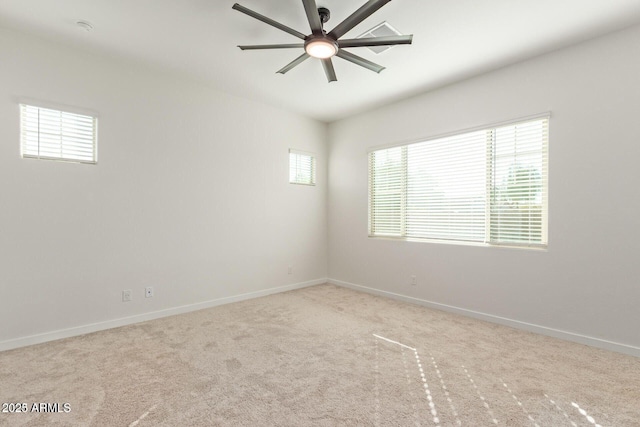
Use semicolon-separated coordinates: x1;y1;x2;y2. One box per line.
0;278;327;352
328;278;640;358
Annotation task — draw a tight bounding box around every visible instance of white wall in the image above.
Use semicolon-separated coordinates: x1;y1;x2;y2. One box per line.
0;28;327;349
328;24;640;355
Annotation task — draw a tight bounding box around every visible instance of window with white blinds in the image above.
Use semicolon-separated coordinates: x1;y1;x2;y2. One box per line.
369;117;548;247
289;149;316;185
20;104;97;164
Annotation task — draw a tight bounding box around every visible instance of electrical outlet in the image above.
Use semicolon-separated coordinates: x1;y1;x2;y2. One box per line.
288;265;293;275
122;289;132;302
145;286;154;298
411;275;417;286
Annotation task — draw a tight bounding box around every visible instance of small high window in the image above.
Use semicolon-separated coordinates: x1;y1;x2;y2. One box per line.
20;104;98;164
289;149;316;186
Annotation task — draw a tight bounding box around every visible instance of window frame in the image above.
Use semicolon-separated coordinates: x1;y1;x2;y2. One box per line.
368;114;549;249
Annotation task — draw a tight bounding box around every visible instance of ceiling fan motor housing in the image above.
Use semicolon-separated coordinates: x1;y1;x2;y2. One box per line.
304;36;339;59
318;7;330;24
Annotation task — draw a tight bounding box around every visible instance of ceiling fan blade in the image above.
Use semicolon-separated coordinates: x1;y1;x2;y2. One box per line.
302;0;323;35
338;35;413;48
238;43;304;50
328;0;391;40
277;53;311;74
336;50;385;73
321;58;337;82
232;3;307;40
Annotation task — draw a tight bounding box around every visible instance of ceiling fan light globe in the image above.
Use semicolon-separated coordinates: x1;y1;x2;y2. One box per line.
305;39;338;59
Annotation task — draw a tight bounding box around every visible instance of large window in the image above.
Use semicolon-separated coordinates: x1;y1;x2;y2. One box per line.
369;116;548;247
20;104;98;164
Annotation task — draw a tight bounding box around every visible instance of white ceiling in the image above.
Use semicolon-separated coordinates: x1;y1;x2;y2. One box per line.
2;0;640;122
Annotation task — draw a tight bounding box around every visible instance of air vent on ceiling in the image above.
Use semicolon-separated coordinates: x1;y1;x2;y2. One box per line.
356;22;403;54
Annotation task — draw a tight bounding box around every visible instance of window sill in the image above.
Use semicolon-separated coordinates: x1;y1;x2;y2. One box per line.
368;235;547;252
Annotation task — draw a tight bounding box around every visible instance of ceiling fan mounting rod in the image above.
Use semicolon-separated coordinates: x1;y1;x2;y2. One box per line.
318;7;330;24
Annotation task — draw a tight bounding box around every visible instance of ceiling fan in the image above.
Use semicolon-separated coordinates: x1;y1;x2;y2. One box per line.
232;0;413;82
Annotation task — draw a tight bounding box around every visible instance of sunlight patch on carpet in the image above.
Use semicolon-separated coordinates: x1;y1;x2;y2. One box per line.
373;334;440;425
502;380;540;427
372;334;416;350
431;355;461;426
374;337;381;426
128;404;157;427
400;346;422;426
414;350;439;424
572;401;603;427
462;365;498;425
544;394;578;427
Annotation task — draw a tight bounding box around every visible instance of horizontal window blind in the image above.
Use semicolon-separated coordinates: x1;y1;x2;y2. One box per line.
20;104;97;164
490;119;548;245
289;149;316;185
369;117;548;247
369;146;405;236
406;130;488;242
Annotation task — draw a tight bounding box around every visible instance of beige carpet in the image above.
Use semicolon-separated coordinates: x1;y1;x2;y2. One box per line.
1;284;639;426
